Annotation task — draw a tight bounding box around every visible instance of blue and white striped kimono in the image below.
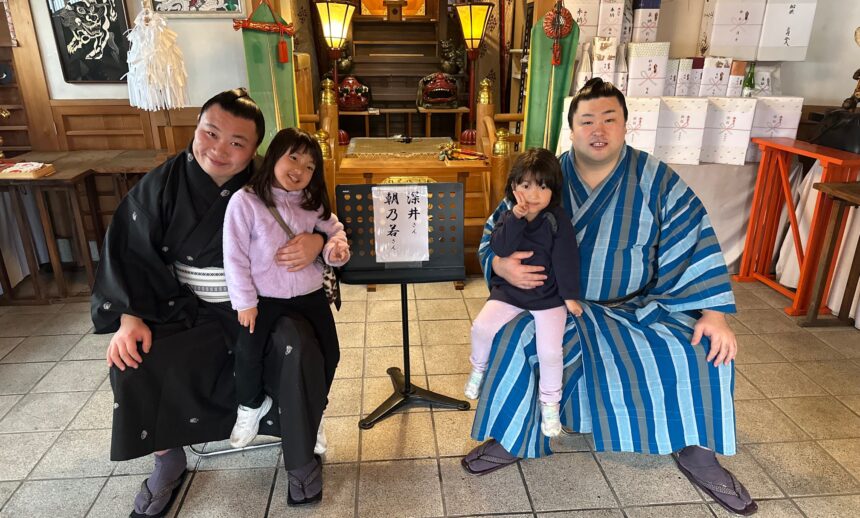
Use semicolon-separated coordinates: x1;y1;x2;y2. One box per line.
472;145;737;458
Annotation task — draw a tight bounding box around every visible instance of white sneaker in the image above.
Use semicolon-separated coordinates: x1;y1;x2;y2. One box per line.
464;369;484;400
230;395;273;448
314;415;327;455
541;403;562;438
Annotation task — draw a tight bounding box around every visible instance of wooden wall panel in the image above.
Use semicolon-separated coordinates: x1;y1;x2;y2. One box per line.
51;100;154;151
149;107;198;153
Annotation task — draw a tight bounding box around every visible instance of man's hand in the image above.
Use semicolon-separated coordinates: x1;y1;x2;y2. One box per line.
275;233;324;272
106;314;152;371
565;299;583;317
329;241;350;263
692;310;737;367
238;307;258;334
511;190;529;219
492;252;547;290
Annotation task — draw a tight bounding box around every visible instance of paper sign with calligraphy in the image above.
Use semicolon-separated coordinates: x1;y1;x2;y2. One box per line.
372;185;430;262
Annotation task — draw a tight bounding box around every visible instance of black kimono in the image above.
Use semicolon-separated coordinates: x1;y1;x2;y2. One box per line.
91;149;327;469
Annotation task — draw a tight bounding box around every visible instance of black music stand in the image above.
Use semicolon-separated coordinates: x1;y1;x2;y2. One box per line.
336;182;471;429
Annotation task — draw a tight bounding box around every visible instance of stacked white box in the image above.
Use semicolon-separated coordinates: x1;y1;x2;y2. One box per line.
697;56;732;97
626;41;670;97
701;97;757;165
707;0;766;60
745;96;804;162
654;97;709;165
757;0;817;61
664;59;680;96
598;0;625;39
565;0;601;59
632;0;661;42
625;97;661;155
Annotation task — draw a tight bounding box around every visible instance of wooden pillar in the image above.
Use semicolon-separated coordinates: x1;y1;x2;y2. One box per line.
9;0;60;150
490;128;512;209
475;79;495;155
319;79;339;155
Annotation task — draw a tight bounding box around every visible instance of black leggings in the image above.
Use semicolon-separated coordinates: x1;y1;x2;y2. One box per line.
233;289;340;407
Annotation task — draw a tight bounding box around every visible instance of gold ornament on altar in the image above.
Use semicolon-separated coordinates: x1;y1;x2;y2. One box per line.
314;130;332;159
478;78;492;105
321;78;336;105
438;142;487;161
492;128;511;157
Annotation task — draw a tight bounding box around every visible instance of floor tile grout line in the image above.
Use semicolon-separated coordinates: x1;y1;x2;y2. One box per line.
82;474;110;517
262;465;278;518
354;303;368;518
734;443;791;502
589;450;641;510
515;458;538;516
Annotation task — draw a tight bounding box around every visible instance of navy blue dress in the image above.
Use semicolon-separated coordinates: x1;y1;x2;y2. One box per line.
488;205;580;310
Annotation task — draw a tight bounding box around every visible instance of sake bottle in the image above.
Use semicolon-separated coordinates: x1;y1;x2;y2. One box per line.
614;43;628;95
742;62;756;97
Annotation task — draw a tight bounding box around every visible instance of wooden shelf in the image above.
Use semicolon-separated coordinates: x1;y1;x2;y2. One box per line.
353;56;438;64
353;40;437;45
0;125;27;130
1;145;31;151
65;129;144;136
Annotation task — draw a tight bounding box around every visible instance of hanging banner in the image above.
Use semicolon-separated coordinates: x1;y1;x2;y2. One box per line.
235;1;299;154
372;185;430;263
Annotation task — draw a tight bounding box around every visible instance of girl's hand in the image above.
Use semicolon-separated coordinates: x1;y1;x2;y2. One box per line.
238;307;258;334
565;299;583;317
511;190;529;219
330;241;350;263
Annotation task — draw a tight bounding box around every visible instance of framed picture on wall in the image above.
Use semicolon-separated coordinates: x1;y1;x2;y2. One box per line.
152;0;248;17
47;0;130;83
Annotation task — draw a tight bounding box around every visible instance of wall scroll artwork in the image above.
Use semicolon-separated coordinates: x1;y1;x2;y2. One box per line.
153;0;247;17
47;0;129;82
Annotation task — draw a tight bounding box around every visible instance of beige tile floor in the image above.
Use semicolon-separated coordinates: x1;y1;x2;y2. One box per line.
1;278;860;517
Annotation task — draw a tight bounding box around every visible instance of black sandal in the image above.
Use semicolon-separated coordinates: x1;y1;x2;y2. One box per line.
672;453;758;516
129;469;187;518
287;454;323;506
461;440;518;476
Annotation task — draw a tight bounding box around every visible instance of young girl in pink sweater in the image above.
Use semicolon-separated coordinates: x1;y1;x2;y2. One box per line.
224;128;349;450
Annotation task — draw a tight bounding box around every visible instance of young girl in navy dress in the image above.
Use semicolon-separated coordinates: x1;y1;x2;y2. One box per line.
466;148;582;437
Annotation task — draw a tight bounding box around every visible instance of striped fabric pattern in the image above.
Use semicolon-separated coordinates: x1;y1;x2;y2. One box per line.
173;262;231;303
473;145;737;458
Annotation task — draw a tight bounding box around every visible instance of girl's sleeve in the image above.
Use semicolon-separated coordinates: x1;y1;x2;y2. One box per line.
316;212;350;267
490;210;527;258
552;207;581;300
223;193;259;311
478;198;513;287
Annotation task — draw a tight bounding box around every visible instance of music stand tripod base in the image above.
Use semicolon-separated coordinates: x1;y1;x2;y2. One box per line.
359;366;470;429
